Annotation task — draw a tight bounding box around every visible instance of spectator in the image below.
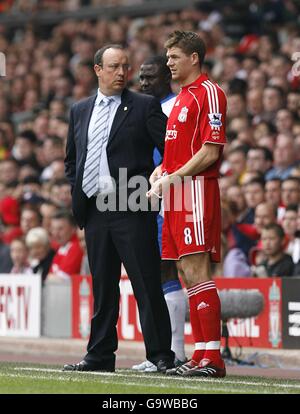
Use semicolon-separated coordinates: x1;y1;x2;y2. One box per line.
246;88;263;120
20;206;42;237
281;177;300;207
287;91;300;117
0;159;20;186
0;239;13;273
275;109;295;134
261;85;284;125
48;210;83;280
25;227;55;282
40;200;58;233
11;130;39;169
227;146;248;183
49;178;72;208
265;134;298;181
243;178;265;212
254;202;277;235
265;178;282;208
10;238;32;274
246;146;273;176
40;136;65;181
282;205;300;265
252;223;294;277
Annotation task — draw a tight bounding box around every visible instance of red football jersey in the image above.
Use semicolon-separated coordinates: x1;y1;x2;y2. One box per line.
162;73;227;178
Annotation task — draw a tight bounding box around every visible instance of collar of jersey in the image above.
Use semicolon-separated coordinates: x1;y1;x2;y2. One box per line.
181;73;209;90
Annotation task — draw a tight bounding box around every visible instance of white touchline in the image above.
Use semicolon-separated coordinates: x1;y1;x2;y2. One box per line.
1;372;244;393
14;367;300;390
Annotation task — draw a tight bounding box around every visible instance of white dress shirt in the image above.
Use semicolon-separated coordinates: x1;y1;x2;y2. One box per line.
87;89;121;195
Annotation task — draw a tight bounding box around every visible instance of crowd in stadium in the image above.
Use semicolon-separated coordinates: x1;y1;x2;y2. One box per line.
0;0;300;281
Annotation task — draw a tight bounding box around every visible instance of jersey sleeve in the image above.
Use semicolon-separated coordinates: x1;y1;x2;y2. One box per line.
199;84;227;145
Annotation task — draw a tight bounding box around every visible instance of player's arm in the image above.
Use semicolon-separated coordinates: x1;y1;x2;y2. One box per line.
147;143;219;199
169;143;220;181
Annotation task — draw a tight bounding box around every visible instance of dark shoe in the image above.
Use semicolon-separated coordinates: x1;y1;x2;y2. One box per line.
63;360;115;372
174;357;188;367
156;359;175;373
182;359;226;378
166;359;198;376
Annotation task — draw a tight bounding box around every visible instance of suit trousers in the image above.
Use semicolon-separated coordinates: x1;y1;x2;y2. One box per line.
83;197;174;369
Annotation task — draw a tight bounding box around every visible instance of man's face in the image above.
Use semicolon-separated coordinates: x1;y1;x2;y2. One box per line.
261;229;283;257
265;180;281;206
95;48;129;95
139;64;165;98
51;218;74;246
281;180;300;206
246;149;269;173
282;210;298;237
166;46;195;84
243;183;265;209
20;210;40;234
254;204;275;232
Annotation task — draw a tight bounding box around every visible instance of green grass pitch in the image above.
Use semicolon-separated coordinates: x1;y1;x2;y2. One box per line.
0;362;299;394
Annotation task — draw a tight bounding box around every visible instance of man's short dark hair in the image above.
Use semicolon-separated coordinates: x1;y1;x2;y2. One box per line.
285;204;298;213
44;135;63;148
263;223;285;239
52;178;70;187
94;44;125;66
282;176;300;186
16;129;37;144
164;31;206;68
52;209;76;227
250;146;273;162
142;55;171;78
245;177;266;189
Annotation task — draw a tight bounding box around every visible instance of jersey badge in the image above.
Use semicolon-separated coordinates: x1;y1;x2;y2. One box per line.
178;106;188;122
208;113;222;128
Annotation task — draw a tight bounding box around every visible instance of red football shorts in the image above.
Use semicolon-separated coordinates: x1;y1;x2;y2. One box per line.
162;176;221;262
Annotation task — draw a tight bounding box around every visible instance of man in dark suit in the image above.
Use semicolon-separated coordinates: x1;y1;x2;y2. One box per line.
63;44;174;373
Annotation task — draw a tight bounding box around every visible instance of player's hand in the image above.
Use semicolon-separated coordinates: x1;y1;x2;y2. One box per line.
149;164;163;186
146;175;170;200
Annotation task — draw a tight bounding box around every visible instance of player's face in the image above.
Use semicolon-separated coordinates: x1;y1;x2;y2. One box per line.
166;47;195;84
140;64;164;98
94;48;129;95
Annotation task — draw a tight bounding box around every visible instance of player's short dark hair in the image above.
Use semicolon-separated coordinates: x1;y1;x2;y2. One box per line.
164;31;206;68
94;44;125;66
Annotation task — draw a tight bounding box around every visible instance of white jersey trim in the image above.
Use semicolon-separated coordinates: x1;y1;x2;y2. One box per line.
187;87;201;157
190;178;205;247
202;80;221;131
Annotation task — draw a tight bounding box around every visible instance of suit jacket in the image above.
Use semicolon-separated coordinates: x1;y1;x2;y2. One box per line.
65;88;167;229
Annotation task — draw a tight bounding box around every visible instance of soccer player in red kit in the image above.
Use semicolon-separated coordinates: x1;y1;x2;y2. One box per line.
147;31;227;377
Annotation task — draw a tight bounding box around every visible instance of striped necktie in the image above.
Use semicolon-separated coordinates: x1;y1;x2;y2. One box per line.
82;97;112;198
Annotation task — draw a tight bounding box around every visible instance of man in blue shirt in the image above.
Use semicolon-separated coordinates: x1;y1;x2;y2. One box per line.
131;56;187;372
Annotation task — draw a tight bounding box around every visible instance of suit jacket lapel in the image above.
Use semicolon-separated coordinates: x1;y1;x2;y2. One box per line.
107;89;132;147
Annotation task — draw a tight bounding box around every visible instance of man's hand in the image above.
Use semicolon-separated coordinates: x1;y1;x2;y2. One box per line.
149;164;163;186
146;174;169;200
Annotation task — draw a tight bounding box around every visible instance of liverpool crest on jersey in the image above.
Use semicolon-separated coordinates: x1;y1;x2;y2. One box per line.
208;113;222;128
178;106;188;122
